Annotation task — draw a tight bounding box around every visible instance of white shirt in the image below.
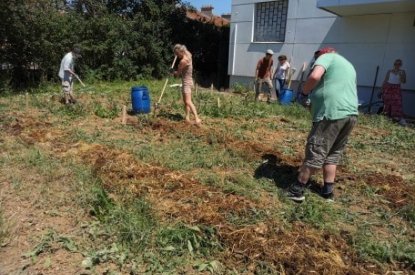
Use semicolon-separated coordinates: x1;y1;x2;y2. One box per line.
58;52;74;79
275;61;290;80
387;71;402;85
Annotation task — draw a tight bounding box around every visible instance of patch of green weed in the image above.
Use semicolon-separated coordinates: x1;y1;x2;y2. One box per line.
82;243;129;270
352;228;415;266
225;207;269;226
51;103;88;119
232;82;250;94
133;140;248;171
23;149;62;182
156;223;222;257
222;173;262;200
25;230;78;260
70;128;104;143
94;101;120;119
284;195;340;231
88;184;155;252
399;205;415;225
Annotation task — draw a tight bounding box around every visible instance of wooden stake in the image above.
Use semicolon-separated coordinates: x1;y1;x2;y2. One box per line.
121;105;127;125
287;57;294;89
25;92;29;108
211;83;214;93
217;97;221;109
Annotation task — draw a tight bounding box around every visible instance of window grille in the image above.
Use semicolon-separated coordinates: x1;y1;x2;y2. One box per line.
254;0;288;42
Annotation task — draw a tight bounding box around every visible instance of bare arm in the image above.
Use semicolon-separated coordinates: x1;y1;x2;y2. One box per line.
255;60;260;79
272;66;278;79
302;65;325;94
400;70;406;84
270;61;274;78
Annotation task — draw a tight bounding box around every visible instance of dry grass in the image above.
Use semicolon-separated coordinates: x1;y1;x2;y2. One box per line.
1;82;414;273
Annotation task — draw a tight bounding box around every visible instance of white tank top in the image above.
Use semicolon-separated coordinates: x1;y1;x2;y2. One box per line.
387;71;401;85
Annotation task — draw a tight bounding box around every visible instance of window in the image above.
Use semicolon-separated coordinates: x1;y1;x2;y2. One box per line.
254;0;288;42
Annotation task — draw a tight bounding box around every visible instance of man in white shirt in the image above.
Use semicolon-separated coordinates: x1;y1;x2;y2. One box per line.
58;47;81;104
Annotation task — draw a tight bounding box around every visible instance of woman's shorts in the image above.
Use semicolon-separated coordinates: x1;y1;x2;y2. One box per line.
182;85;192;94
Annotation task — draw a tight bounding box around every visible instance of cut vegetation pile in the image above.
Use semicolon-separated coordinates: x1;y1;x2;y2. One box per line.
1;81;414;274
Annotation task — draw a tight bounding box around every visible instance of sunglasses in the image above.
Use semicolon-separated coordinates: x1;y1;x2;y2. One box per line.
394;63;402;66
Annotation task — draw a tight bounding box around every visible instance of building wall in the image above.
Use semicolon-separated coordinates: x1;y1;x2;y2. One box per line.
229;0;415;115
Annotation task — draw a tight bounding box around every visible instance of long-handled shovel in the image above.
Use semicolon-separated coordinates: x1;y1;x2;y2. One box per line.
154;56;178;116
73;73;86;87
295;62;307;102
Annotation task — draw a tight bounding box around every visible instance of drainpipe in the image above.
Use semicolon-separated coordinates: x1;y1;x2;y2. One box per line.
232;23;238;75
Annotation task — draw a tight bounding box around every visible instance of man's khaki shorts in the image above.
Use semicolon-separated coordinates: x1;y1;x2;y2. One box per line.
62;81;74;93
304;116;357;168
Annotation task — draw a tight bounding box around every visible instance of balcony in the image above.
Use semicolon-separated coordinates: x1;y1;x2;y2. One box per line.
317;0;415;16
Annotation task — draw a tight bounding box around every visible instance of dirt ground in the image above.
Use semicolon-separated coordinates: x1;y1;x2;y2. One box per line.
0;157;86;274
1;96;414;274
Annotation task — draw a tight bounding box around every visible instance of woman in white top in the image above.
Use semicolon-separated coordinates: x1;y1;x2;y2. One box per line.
381;59;407;125
273;55;290;99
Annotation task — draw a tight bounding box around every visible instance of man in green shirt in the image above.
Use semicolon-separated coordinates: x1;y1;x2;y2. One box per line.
287;47;358;202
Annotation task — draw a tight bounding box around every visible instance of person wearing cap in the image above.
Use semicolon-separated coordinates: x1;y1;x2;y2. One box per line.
255;49;278;102
273;55;290;99
286;47;358;202
58;46;81;104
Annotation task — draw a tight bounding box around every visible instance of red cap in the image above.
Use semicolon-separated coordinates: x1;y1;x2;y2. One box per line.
315;47;336;58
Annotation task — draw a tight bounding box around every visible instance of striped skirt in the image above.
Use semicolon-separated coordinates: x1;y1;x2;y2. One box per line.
382;83;403;118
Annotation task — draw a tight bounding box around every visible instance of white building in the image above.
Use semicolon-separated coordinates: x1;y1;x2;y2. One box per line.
228;0;415;115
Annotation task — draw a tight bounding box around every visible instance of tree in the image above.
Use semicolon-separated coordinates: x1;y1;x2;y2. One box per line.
0;0;80;88
0;0;229;90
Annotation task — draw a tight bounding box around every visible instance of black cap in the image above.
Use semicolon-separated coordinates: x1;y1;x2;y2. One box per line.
73;46;82;57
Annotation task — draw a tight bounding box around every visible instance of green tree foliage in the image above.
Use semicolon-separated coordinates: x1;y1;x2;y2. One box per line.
0;0;229;90
0;0;83;88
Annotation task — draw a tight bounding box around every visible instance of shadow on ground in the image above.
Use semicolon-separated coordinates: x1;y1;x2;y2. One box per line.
254;153;298;189
157;111;184;121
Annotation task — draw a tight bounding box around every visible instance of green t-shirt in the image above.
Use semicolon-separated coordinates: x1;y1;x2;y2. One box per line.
310;53;358;122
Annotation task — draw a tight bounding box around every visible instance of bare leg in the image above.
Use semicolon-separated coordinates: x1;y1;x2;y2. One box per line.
184;92;201;124
182;94;191;122
69;90;76;103
255;80;263;101
287;164;317;202
297;165;317;184
323;164;337;183
63;81;75;104
64;92;70;104
265;78;277;101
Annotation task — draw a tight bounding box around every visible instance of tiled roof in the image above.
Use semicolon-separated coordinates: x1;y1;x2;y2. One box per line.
186;10;230;27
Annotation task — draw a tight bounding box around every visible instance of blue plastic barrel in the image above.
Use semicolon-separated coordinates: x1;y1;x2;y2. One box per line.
131;86;151;114
279;88;293;105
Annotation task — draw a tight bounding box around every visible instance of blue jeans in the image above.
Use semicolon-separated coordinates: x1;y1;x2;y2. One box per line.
275;78;286;98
